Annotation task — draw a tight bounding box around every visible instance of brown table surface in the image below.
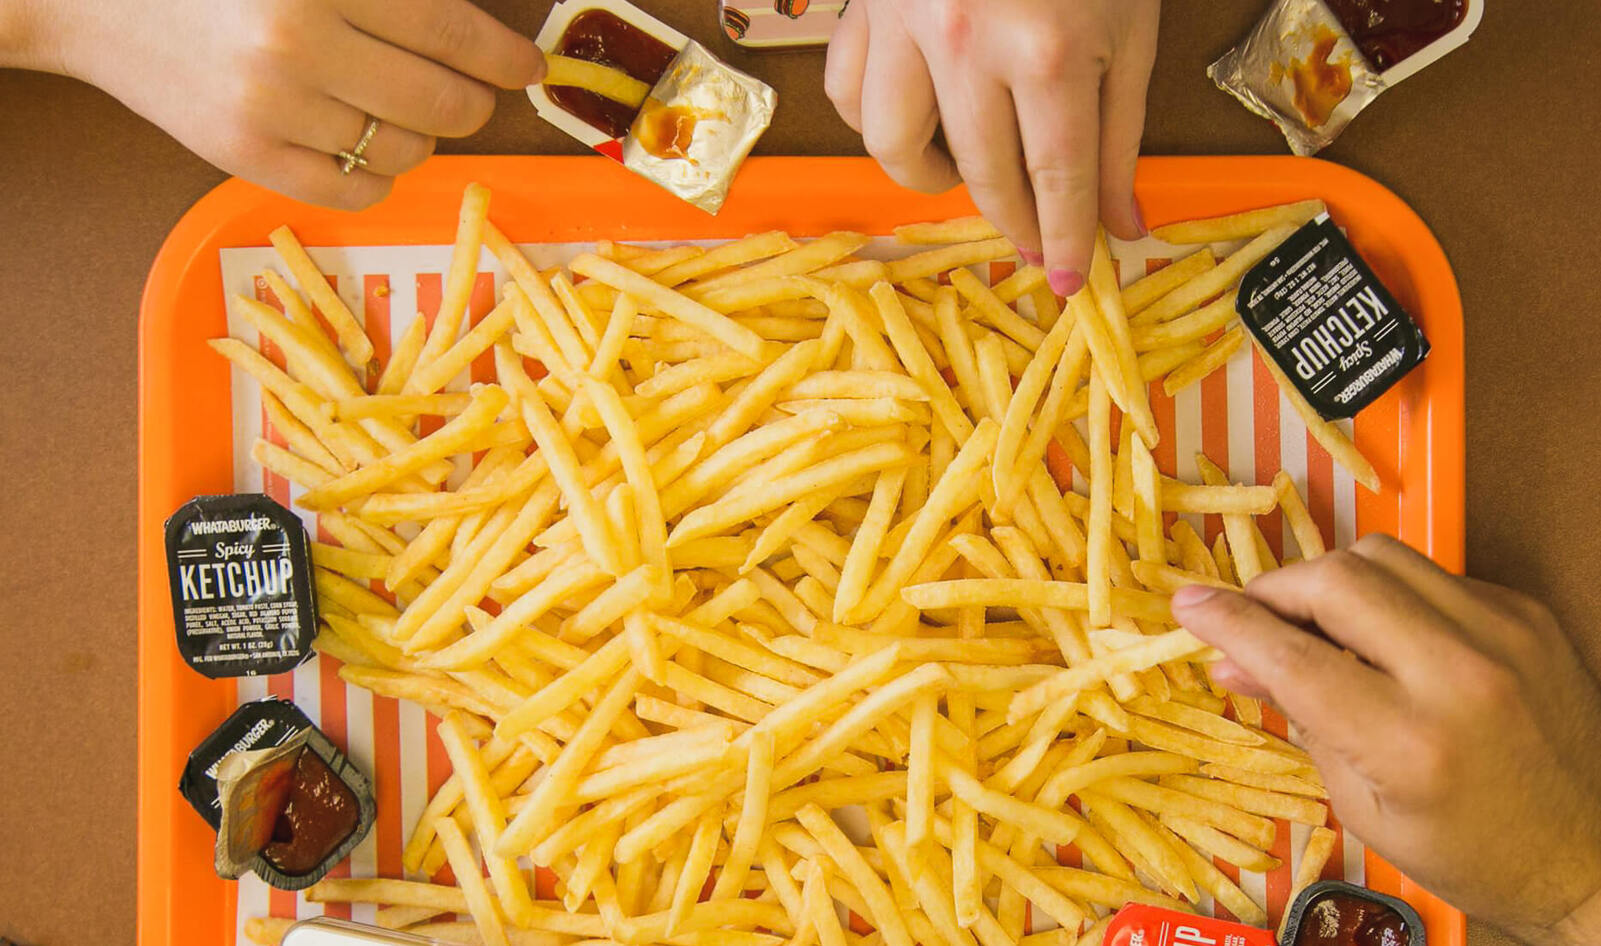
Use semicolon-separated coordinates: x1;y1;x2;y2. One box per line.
3;1;1598;943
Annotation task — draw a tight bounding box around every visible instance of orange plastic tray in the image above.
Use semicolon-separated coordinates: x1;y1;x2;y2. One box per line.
138;155;1465;946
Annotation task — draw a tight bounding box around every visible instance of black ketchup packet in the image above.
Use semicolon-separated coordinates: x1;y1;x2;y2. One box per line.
165;494;317;678
180;697;314;830
1236;214;1429;419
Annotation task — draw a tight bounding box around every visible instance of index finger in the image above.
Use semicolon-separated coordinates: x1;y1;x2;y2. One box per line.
1171;584;1402;752
1012;71;1100;297
341;0;545;89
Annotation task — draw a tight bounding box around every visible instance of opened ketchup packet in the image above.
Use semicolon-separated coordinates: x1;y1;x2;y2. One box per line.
1104;904;1278;946
1209;0;1482;155
528;0;776;213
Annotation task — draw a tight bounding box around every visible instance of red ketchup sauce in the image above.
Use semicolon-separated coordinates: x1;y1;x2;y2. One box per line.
1294;892;1413;946
260;749;360;876
547;9;679;138
1321;0;1468;71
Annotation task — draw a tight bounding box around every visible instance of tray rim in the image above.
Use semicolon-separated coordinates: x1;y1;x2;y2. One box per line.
137;154;1466;946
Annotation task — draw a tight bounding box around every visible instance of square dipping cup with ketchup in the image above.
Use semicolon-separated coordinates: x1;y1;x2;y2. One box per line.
528;0;776;213
1210;0;1484;155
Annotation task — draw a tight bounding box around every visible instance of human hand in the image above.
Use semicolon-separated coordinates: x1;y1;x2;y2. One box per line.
824;0;1159;296
1172;534;1601;946
9;0;543;209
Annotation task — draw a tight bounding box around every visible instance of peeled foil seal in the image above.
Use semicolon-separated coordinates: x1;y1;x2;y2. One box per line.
622;41;776;214
1208;0;1386;156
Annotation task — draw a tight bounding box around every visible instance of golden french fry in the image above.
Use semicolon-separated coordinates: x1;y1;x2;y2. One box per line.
572;253;769;361
267;225;375;366
433;817;512;946
886;238;1016;284
1131;292;1238;352
1288;825;1340;912
893;217;1001;245
543;54;650;107
1160;774;1329;825
1162;326;1246;396
1151;199;1326;245
414;183;491;378
1133;225;1298;327
1123;248;1217;316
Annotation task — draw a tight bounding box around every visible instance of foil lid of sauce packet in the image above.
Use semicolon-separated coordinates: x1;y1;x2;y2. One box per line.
210;713;375;890
1236;213;1428;420
1209;0;1479;156
624;41;776;213
179;697;314;830
165;494;317;678
529;0;775;214
1104;904;1277;946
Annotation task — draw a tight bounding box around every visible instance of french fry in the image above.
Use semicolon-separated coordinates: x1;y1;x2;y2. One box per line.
1275;469;1329;558
1086;375;1114;627
1088;230;1159;446
572;253;769;361
1160;774;1328;825
267;225;375;366
1287;825;1340;918
708;730;774;899
406;288;522;395
1162;326;1245;396
1008;630;1212;721
438;714;539;926
1151;199;1326;245
949;267;1045;351
1195;453;1266;584
885;238;1016;283
1133;225;1298;327
262;389;342;474
1155;818;1267;925
654;231;798;287
434;817;512;946
1123;248;1217;316
796;805;914;946
1130;291;1238;352
689;232;867;295
543;54;651;107
893;217;1001;245
414;183;491;378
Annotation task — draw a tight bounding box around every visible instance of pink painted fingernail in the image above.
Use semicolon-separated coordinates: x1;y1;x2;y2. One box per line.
1132;199;1149;237
1171;585;1219;608
1048;269;1085;297
1019;249;1044;266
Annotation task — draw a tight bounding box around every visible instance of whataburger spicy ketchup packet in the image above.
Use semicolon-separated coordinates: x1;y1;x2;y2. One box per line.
1104;904;1278;946
165;493;317;678
1235;213;1429;420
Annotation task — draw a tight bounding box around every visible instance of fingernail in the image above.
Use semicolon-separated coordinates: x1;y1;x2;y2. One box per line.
1132;199;1149;237
1048;269;1085;297
1171;584;1218;609
1019;249;1044;266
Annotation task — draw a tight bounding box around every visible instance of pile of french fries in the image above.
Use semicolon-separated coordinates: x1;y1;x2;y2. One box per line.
222;185;1366;946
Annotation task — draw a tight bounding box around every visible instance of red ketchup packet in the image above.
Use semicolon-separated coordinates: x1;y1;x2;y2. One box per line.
1104;905;1278;946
